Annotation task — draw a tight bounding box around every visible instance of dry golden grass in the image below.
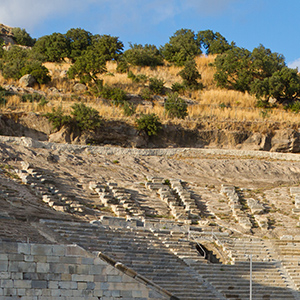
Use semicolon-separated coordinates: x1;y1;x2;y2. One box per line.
199;89;257;108
2;55;300;132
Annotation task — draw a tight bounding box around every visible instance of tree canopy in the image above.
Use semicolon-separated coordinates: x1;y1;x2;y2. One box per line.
33;33;70;62
197;30;232;55
66;28;93;62
123;43;163;67
161;29;201;66
12;27;35;47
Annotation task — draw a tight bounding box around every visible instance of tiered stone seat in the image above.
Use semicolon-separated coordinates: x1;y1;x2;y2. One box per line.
290;187;300;215
274;238;300;290
170;179;201;220
107;182;144;217
192;237;294;300
89;181;127;217
40;218;297;300
16;161;86;214
41;219;220;300
221;185;252;230
146;177;190;221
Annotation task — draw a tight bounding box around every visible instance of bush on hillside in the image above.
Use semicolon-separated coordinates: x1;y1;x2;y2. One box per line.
99;86;127;106
71;103;102;131
164;93;188;119
178;59;203;90
12;27;35;47
45;107;72;131
124;43;163;67
161;28;201;66
149;77;165;95
136;113;162;136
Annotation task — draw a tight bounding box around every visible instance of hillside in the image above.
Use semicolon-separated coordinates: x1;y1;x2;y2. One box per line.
0;25;300;152
2;25;300;300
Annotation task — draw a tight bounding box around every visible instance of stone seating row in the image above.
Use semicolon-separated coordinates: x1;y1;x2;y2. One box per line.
290;188;300;217
89;181;144;218
221;185;252;230
146;177;202;223
41;219;219;300
169;179;201;220
16;161;87;215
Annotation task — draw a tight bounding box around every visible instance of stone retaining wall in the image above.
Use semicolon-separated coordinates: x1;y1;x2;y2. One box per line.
1;135;300;161
0;242;172;300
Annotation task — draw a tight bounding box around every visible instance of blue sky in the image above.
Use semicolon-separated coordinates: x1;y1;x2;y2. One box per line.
1;0;300;68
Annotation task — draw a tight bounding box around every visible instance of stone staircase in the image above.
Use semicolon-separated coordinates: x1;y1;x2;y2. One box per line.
40;218;299;300
273;238;300;291
40;219;221;300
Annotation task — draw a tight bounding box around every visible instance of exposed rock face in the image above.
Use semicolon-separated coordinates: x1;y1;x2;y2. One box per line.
270;129;300;153
72;83;87;93
0;23;15;45
19;74;37;88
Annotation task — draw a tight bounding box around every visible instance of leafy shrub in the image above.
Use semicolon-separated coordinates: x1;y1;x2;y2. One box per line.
116;58;129;73
128;71;148;83
45;107;72;131
171;82;185;93
71;103;102;131
255;99;272;108
140;87;152;100
164;93;188;119
12;27;35;47
286;101;300;113
100;86;127;105
1;46;50;83
136;113;162;136
124;43;163;67
122;102;136;116
20;63;51;84
149;77;165;94
178;59;202;90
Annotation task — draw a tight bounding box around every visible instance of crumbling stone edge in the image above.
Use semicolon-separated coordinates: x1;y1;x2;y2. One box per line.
1;135;300;161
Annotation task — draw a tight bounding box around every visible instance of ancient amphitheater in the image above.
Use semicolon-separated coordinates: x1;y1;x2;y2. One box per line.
1;136;300;299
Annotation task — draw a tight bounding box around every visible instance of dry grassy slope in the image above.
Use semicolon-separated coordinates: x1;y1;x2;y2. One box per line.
1;43;300;150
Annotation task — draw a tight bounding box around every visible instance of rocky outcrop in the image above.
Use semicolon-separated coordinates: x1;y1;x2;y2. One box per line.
270;129;300;152
2;112;300;152
19;74;37;88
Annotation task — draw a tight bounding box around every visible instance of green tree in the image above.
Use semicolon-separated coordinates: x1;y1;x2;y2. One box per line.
67;48;107;84
251;67;300;103
1;45;50;83
161;28;201;66
33;33;70;62
178;59;202;90
71;103;102;131
165;93;188;119
91;34;124;61
1;46;28;80
66;28;93;62
20;62;51;84
12;27;35;47
124;43;163;67
136;113;162;136
251;44;285;80
149;77;165;94
213;46;252;92
197;30;231;55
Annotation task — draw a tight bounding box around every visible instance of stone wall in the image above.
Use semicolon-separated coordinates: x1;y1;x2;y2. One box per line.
0;242;172;300
2;135;300;161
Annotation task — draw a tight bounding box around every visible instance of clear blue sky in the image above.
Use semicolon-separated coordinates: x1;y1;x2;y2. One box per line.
1;0;299;68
